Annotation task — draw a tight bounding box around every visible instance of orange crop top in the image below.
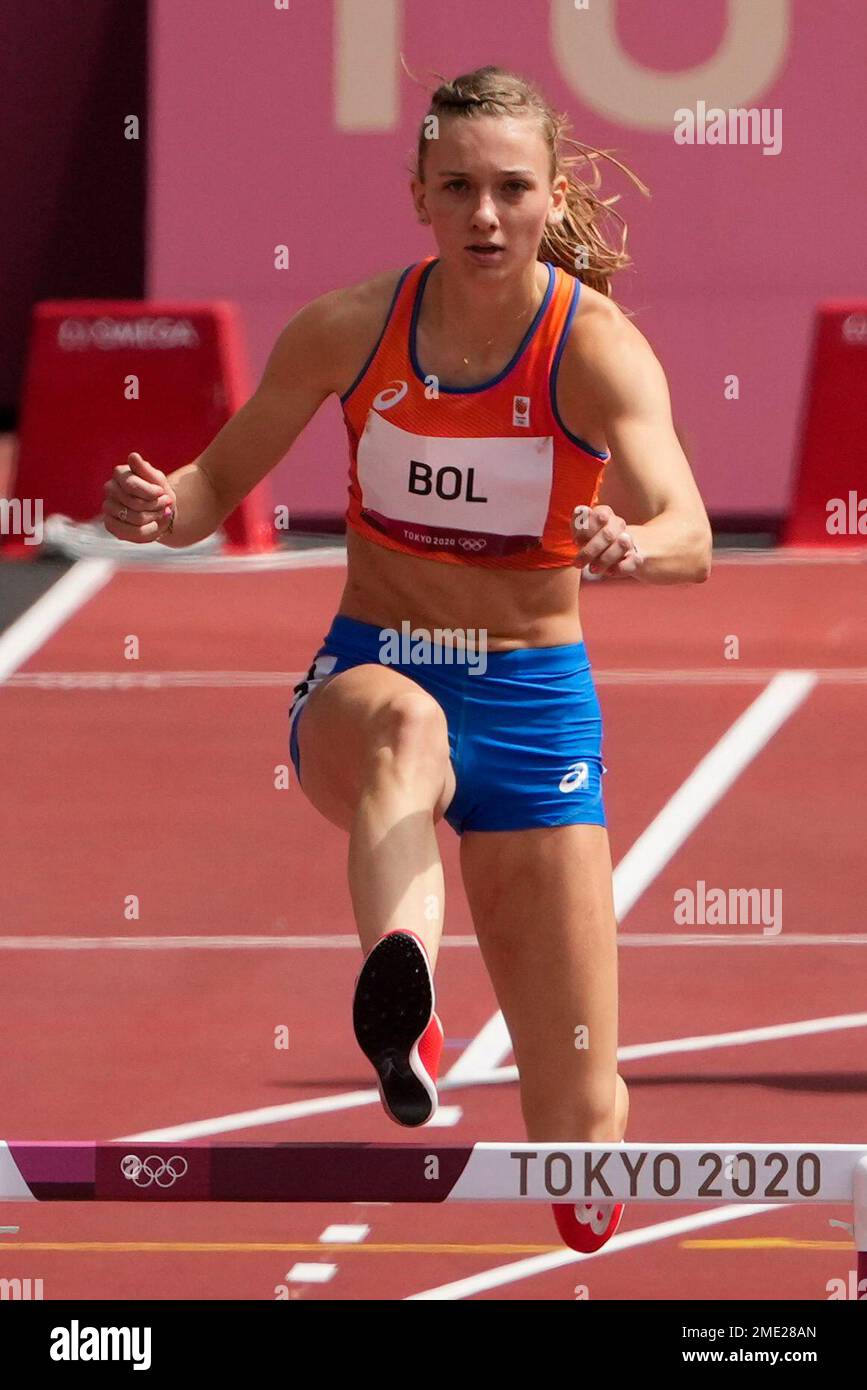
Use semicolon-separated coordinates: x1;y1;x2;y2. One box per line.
341;255;610;569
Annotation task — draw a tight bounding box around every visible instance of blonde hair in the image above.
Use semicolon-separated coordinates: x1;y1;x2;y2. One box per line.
408;62;650;299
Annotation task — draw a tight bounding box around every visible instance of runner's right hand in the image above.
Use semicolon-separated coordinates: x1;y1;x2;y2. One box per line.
102;452;177;543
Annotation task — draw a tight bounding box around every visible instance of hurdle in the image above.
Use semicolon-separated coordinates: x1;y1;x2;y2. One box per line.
2;1139;865;1279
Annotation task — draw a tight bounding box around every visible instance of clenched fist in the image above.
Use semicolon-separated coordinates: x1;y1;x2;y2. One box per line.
572;504;644;578
102;453;177;543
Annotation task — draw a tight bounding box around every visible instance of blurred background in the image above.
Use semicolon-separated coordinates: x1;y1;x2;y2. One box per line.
1;0;865;553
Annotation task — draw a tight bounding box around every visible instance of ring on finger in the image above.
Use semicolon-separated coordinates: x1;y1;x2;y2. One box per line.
119;506;129;522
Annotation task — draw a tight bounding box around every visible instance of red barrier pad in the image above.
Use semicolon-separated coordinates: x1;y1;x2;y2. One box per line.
784;302;867;545
3;300;274;555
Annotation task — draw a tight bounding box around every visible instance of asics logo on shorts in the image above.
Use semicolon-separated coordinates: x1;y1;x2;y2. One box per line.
121;1154;188;1188
372;380;408;411
558;761;589;793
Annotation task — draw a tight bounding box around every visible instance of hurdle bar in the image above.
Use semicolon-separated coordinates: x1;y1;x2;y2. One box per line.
0;1140;864;1263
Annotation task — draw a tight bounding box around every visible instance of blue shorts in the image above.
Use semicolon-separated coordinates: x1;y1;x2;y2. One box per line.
288;614;607;835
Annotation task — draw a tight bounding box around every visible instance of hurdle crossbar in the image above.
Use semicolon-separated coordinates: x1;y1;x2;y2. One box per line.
0;1140;863;1202
4;1141;864;1284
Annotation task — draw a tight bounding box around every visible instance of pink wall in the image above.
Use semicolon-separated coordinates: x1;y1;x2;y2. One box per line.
149;0;867;520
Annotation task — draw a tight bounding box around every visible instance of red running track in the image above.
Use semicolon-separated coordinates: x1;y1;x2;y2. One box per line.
0;554;865;1300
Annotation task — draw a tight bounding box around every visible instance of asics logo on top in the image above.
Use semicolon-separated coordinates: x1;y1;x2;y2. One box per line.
372;380;409;411
559;761;589;793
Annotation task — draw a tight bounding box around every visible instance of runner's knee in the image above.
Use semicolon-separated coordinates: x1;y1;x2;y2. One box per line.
368;690;451;787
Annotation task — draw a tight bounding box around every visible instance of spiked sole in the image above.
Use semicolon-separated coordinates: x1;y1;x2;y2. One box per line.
352;931;437;1127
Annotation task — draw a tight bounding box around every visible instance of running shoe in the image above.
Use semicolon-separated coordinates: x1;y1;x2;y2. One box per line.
552;1199;625;1253
352;929;442;1127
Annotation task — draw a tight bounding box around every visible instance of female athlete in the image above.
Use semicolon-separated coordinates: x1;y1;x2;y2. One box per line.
102;66;712;1253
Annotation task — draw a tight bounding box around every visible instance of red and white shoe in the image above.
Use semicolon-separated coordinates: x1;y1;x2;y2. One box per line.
552;1199;625;1253
352;929;443;1127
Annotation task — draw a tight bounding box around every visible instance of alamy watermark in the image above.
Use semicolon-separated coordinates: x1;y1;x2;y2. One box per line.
674;881;782;935
826;491;867;536
0;1276;43;1300
674;103;782;156
50;1321;151;1369
379;621;488;675
0;497;43;545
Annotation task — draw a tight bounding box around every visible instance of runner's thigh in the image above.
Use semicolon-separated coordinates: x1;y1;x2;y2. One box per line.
296;662;456;831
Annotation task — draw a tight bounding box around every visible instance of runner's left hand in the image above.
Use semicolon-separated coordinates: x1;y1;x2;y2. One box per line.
572;505;644;578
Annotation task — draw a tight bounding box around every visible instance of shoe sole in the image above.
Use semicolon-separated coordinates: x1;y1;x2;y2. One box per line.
552;1201;625;1253
352;931;437;1127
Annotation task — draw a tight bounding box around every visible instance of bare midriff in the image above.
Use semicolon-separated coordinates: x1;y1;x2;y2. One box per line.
337;526;585;650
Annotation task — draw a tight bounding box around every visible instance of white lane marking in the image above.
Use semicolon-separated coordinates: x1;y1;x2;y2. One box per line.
0;560;114;681
596;668;867;684
713;549;867;565
616;934;867;947
617;1010;867;1062
424;1106;463;1128
163;546;347;572
444;1013;514;1087
6;666;866;688
319;1224;369;1243
445;672;819;1085
111;1010;867;1143
3;933;866;951
469;1011;867;1085
285;1262;337;1283
116;1090;385;1143
614;672;817;918
0;935;460;950
4;671;301;688
405;1204;780;1300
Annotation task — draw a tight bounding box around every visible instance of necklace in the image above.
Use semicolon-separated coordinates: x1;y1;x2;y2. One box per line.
462;336;495;366
458;293;541;364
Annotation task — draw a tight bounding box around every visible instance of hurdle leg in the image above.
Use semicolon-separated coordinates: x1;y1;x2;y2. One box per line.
855;1156;867;1299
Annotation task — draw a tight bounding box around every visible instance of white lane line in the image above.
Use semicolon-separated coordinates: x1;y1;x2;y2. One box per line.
405;1203;780;1300
3;932;866;951
444;672;818;1086
319;1224;369;1243
614;672;817;918
6;667;865;689
713;549;867;565
168;546;347;572
112;1009;867;1144
617;934;867;947
598;669;866;684
617;1011;867;1062
0;935;433;950
464;1010;867;1086
424;1106;463;1128
286;1263;337;1283
4;671;299;689
0;560;114;682
116;1090;385;1143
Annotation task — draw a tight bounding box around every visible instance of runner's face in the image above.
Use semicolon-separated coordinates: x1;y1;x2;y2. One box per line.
415;116;558;271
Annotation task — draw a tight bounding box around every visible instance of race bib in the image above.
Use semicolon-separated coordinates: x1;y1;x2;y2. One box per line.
357;409;554;557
